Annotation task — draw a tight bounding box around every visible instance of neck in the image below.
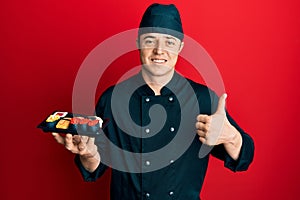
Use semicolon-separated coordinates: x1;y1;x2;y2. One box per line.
141;70;174;95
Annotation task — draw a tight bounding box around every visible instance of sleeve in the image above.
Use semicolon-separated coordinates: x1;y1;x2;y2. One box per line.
209;92;255;172
74;87;113;181
211;113;255;172
74;155;108;182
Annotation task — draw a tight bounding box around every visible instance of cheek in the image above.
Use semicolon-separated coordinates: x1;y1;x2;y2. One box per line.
139;51;145;61
169;54;179;65
140;50;152;61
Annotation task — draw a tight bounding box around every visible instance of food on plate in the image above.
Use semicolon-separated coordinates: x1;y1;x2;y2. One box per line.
38;110;105;134
53;111;68;118
88;119;100;132
70;117;82;125
46;115;60;122
88;119;100;126
56;119;71;129
79;118;90;125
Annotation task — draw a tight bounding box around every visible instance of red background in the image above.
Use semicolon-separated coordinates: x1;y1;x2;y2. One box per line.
1;0;299;199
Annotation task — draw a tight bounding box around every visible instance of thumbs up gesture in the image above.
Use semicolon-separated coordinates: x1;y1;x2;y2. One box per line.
196;94;237;146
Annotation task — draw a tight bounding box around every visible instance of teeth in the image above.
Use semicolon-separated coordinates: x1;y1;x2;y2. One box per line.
152;59;166;63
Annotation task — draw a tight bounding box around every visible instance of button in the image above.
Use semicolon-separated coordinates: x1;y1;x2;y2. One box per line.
169;191;174;196
145;128;150;134
145;160;151;166
145;97;150;102
170;160;174;164
145;192;150;198
170;127;175;132
168;96;174;102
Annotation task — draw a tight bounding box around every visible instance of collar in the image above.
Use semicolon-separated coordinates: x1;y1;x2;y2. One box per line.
133;71;183;96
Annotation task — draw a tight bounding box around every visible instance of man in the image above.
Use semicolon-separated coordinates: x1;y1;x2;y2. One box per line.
52;3;254;200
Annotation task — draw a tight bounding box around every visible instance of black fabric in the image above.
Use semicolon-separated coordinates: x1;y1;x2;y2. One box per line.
138;3;184;40
75;72;254;200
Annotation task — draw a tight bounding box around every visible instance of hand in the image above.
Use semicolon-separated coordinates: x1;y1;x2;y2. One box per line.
52;133;98;159
196;94;237;146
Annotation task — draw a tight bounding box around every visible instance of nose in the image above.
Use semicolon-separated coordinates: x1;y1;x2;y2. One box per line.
153;40;164;54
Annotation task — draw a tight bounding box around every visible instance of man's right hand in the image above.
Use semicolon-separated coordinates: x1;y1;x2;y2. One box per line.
52;133;100;172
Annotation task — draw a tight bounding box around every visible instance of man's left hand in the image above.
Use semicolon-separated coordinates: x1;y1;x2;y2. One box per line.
195;94;238;146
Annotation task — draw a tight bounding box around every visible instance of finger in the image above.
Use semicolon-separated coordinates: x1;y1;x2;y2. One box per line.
52;132;65;145
81;136;89;144
65;134;74;150
197;114;211;123
196;129;207;138
73;135;81;144
215;93;227;114
195;121;210;132
78;136;89;151
199;136;206;144
80;137;98;158
87;137;95;146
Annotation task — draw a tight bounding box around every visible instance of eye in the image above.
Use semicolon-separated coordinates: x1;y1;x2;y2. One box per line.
166;40;176;46
144;39;155;45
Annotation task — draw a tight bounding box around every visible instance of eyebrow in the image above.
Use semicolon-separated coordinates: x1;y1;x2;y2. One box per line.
142;36;156;40
142;35;177;40
165;36;177;41
143;35;176;40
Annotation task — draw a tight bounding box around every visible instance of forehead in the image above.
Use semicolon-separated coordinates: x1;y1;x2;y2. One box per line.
139;32;180;41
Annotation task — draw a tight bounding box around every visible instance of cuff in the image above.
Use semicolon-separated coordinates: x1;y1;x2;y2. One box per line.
74;155;107;182
224;133;255;172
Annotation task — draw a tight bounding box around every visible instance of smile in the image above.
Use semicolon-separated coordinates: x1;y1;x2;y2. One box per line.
151;59;167;63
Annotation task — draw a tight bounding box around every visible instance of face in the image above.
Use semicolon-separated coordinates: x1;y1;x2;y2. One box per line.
138;32;184;77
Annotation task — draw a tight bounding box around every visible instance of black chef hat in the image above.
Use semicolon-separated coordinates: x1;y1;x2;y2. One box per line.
138;3;184;41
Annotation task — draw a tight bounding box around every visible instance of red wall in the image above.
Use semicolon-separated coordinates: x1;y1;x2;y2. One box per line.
1;0;299;199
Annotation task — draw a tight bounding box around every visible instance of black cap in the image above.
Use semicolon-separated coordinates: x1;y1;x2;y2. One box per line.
138;3;184;41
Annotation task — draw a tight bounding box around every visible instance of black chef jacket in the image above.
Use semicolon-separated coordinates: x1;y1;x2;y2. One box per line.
75;71;254;200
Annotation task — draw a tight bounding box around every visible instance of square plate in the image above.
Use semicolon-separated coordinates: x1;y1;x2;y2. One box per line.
37;111;109;136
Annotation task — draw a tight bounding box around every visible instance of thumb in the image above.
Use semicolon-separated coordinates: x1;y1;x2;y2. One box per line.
215;93;227;114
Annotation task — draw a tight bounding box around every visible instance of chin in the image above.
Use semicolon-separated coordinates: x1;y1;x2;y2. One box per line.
147;67;174;77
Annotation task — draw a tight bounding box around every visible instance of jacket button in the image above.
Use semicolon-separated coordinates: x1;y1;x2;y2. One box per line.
145;128;150;134
170;127;175;132
145;97;150;102
168;96;174;102
170;160;174;164
145;160;151;166
169;191;174;196
145;192;150;198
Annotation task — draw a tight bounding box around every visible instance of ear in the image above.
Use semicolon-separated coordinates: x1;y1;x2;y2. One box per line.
136;38;140;50
178;41;184;53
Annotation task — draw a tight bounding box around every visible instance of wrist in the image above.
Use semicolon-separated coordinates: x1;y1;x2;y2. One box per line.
223;124;243;160
79;152;100;173
80;150;99;160
223;121;239;145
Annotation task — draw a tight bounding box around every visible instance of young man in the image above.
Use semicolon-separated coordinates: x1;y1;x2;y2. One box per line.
53;3;254;200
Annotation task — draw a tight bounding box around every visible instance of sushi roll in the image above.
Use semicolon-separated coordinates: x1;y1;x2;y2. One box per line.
78;118;90;132
87;119;100;132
